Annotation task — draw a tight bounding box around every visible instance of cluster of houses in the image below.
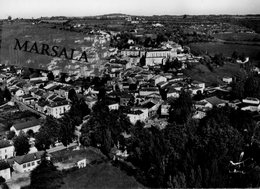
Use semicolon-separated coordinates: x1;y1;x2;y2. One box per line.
0;35;259;183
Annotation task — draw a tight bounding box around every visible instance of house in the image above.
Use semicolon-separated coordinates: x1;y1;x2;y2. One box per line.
167;88;180;99
192;111;206;119
145;49;177;66
228;99;241;109
140;99;162;116
191;81;205;93
106;100;119;111
20;94;36;106
240;97;260;112
45;101;70;118
222;77;233;84
32;89;46;100
13;151;45;173
10;119;41;135
139;87;160;96
0;161;11;180
189;86;204;96
14;89;25;97
84;95;98;109
151;75;167;86
161;102;171;116
120;93;133;106
202;96;227;108
242;97;260;105
194;101;212;111
127;110;148;124
35;100;48;113
59;85;73;99
0;140;14;160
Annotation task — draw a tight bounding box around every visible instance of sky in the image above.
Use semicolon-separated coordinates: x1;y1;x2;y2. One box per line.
0;0;259;19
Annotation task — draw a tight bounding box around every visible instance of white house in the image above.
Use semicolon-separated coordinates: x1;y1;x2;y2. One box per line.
192;111;206;119
161;102;171;116
139;88;160;96
0;140;14;160
0;161;11;180
167;88;180;99
222;77;233;84
242;97;260;105
107;101;119;111
151;75;167;86
10;119;41;136
15;89;25;97
127;109;149;124
13;151;45;173
202;96;227;108
46;101;70;118
191;81;205;93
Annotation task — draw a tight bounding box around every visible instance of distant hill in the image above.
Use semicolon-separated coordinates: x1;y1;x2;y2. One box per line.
100;13;130;17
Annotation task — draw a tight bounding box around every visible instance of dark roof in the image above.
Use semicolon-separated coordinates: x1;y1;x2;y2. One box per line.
106;100;118;106
14;151;45;165
48;100;69;108
205;96;226;106
141;101;156;109
0;140;12;149
128;110;143;115
21;94;33;99
0;161;10;170
35;90;45;96
52;96;66;102
13;119;41;131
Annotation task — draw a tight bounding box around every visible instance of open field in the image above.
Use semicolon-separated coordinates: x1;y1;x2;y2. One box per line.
0;21;109;73
213;32;260;41
189;42;260;60
183;62;242;86
61;162;143;189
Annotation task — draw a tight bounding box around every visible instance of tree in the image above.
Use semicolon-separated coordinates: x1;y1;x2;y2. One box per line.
13;132;30;156
3;87;12;101
68;98;90;124
169;90;193;124
58;114;76;147
35;129;53;151
231;51;239;60
244;75;260;99
80;101;132;156
35;116;60;150
0;176;5;184
47;72;55;81
7;131;15;140
127;123;168;188
7;16;12;21
68;88;78;102
213;53;225;66
26;129;34;138
30;155;63;189
59;73;67;83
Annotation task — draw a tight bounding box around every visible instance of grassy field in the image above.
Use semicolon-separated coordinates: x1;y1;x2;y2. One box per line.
189;42;260;61
183;62;242;86
0;21;109;73
61;162;143;189
213;32;260;41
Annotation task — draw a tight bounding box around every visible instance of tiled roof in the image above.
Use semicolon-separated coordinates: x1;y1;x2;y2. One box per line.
205;96;226;106
13;119;41;131
14;151;45;165
0;140;12;149
0;161;10;170
48;100;69;108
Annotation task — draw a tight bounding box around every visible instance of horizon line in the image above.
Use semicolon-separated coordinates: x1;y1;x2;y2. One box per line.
2;12;260;20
